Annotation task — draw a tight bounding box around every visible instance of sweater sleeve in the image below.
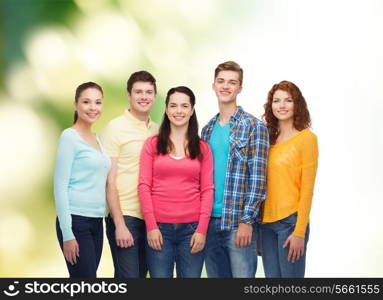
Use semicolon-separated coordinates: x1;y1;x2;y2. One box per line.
138;137;158;232
293;132;319;237
54;130;76;241
195;142;214;235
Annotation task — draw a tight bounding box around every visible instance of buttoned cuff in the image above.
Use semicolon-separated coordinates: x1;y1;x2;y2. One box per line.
240;214;255;224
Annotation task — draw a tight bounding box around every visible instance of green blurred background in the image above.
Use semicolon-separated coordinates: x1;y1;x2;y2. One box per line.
0;0;263;277
1;0;383;277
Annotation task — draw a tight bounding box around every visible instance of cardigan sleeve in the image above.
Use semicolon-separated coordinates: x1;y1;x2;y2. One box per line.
54;130;76;241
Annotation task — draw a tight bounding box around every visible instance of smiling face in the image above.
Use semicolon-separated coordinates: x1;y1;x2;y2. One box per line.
74;87;103;124
166;92;194;128
128;81;156;115
271;89;295;122
212;70;242;104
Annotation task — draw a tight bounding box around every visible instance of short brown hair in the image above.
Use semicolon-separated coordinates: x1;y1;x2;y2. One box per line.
214;61;243;86
127;71;157;94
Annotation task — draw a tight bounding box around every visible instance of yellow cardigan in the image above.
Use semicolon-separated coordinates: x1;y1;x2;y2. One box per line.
262;129;318;237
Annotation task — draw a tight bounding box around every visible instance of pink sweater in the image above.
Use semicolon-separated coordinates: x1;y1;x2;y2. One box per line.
138;136;214;235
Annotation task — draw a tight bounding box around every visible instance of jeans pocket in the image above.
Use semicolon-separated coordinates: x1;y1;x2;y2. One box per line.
71;215;91;236
157;222;163;230
279;213;297;226
187;222;198;232
71;214;90;225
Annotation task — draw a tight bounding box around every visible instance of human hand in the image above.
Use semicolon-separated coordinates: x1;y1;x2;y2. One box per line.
235;223;253;248
147;229;163;251
283;234;305;263
190;232;206;254
63;239;79;265
115;224;134;248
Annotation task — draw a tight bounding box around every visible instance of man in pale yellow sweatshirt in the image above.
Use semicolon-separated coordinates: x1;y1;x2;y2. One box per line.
100;71;159;278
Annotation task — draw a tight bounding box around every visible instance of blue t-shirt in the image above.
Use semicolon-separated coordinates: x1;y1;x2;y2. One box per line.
54;128;111;241
209;119;230;217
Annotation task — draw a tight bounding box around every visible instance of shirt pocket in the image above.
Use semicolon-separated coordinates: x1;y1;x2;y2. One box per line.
231;138;247;160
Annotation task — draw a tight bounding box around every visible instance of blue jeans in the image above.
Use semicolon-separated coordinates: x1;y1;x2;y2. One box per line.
260;213;310;278
56;215;103;278
146;222;205;278
105;215;147;278
204;217;258;278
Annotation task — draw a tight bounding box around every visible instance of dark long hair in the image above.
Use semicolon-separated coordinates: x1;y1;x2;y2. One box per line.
157;86;201;160
73;82;103;124
263;80;311;145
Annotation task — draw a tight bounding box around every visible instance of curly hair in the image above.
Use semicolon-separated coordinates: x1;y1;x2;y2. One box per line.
263;80;311;145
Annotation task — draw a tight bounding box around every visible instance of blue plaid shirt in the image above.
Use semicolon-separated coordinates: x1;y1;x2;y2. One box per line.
201;106;269;230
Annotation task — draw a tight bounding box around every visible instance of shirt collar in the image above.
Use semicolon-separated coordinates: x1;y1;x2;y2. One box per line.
231;105;244;122
212;105;244;124
123;109;155;128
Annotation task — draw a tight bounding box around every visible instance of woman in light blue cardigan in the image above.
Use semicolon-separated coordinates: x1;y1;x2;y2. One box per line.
54;82;111;277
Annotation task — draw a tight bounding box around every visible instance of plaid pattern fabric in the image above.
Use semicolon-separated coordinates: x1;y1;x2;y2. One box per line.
201;106;269;230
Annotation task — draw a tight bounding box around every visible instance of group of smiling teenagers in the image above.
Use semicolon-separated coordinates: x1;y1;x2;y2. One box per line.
54;61;318;278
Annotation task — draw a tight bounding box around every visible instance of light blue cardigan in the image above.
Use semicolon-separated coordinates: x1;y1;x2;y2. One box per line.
54;128;111;241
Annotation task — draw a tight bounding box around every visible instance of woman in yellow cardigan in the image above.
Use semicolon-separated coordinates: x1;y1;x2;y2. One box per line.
261;80;318;277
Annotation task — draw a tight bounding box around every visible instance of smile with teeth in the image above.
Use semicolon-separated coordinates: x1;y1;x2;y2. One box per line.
277;110;289;114
87;113;98;118
173;116;184;120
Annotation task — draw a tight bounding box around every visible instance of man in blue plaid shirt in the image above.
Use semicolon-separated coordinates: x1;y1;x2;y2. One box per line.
201;61;269;277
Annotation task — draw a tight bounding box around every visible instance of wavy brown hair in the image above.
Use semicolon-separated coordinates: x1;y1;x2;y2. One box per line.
263;80;311;145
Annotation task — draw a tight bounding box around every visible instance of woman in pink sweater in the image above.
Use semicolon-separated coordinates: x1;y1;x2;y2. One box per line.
138;86;214;278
